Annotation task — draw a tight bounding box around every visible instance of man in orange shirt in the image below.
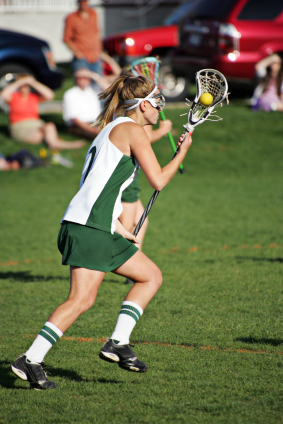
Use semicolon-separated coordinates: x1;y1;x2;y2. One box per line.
63;0;102;74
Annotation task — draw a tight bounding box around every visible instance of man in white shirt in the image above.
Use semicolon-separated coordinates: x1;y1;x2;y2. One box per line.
62;68;102;140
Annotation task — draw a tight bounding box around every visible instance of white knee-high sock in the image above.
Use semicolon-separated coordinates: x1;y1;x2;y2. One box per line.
25;321;63;363
111;301;143;345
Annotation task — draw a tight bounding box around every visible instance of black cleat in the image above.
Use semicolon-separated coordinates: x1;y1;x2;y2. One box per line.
99;338;147;373
11;354;58;390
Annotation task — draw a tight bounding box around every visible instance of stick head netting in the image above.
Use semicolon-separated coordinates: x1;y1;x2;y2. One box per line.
182;69;229;132
130;57;160;85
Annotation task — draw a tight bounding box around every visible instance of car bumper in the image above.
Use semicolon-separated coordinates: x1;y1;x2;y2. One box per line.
171;52;257;83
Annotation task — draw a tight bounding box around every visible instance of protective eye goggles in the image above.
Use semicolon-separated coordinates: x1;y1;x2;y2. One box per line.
146;93;166;111
124;86;166;112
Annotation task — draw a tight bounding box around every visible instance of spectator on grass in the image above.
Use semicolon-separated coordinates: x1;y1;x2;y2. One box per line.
0;75;86;151
0;152;20;171
251;54;283;112
62;55;121;140
63;0;102;74
62;68;101;140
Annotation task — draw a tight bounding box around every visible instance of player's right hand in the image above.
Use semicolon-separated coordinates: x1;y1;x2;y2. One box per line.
177;132;193;153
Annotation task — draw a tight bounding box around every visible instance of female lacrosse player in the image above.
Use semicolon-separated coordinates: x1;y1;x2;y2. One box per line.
11;75;192;390
119;68;172;283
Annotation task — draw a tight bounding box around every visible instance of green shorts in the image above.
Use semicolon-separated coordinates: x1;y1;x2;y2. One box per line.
57;221;138;272
122;170;140;203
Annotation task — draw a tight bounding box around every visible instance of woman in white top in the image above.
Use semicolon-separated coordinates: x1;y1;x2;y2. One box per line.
11;75;193;390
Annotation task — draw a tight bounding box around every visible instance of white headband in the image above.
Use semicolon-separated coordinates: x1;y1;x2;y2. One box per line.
124;85;158;111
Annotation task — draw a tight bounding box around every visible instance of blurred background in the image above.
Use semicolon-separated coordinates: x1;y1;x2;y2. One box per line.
0;0;282;101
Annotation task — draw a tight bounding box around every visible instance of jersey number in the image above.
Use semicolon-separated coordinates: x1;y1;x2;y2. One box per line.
83;146;96;183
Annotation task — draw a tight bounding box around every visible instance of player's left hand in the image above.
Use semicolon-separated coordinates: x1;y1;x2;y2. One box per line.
159;119;172;135
115;219;141;244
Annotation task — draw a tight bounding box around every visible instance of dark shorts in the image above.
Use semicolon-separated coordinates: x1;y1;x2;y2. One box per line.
57;221;138;272
122;171;140;203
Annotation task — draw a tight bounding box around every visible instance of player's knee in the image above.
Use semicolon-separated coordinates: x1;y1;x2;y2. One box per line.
81;296;96;313
152;266;162;291
71;296;95;315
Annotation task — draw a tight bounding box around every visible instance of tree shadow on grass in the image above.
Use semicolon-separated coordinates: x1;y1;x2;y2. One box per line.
235;337;283;346
102;277;122;284
0;123;10;137
0;271;69;283
235;256;283;263
0;361;121;388
41;113;66;133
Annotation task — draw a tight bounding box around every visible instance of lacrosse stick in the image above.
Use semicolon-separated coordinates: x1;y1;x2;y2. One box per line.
130;57;185;173
133;68;229;236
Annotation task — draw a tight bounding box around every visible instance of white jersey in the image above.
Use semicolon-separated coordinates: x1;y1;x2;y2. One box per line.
61;117;139;234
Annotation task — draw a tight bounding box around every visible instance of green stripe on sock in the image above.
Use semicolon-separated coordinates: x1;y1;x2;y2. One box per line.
120;309;139;322
121;305;141;319
39;330;56;345
42;325;60;342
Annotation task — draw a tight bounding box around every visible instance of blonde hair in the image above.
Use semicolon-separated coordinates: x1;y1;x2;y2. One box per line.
94;75;155;130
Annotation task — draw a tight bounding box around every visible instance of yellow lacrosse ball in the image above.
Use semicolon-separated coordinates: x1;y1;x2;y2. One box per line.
39;148;47;158
199;93;213;106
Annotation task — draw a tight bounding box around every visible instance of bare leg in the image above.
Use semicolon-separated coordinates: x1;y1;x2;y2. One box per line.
113;250;162;310
42;122;85;150
276;101;283;112
48;266;105;333
20;128;45;145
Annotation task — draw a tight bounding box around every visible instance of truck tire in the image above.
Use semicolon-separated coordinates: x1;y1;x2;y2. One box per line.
0;63;34;90
158;59;189;102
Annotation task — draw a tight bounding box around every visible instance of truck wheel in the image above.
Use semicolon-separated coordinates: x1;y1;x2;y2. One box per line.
0;63;34;89
158;60;189;102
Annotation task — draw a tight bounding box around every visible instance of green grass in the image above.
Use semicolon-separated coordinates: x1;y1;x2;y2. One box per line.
0;100;283;423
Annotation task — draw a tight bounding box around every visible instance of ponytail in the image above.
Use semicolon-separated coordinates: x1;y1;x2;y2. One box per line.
93;75;155;130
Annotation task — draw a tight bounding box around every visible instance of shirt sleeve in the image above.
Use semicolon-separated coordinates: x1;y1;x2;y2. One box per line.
256;68;267;79
63;14;73;43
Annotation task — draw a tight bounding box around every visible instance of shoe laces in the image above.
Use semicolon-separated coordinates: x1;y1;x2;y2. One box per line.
38;362;48;380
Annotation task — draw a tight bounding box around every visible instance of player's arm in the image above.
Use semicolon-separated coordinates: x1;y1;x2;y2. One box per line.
129;124;192;191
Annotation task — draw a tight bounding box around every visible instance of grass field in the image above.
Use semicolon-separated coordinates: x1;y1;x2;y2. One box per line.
0;97;283;423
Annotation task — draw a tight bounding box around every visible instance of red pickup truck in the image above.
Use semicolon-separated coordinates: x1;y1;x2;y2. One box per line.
103;1;196;101
170;0;283;92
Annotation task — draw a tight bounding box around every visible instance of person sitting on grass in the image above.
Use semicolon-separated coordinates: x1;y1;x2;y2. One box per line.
11;75;192;390
0;151;20;171
62;53;122;140
62;68;101;140
0;74;85;150
251;54;283;112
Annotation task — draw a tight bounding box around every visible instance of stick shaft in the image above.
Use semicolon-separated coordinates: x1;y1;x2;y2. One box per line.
133;130;189;236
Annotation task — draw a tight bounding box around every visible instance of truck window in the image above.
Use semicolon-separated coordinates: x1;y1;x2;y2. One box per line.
238;0;283;20
187;0;238;21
